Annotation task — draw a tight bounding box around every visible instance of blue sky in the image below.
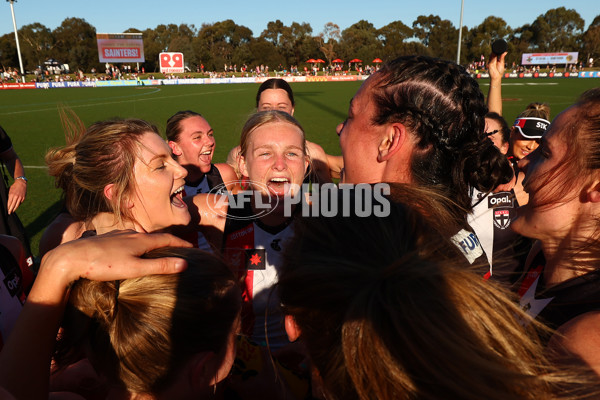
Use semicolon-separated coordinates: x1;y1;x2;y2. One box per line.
2;0;597;37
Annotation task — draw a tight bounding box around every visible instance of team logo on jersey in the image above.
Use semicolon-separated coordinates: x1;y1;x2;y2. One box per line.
488;193;513;208
245;249;266;270
270;239;282;251
493;210;511;229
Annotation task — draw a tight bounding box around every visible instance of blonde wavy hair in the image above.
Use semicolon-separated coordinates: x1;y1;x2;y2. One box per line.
54;247;241;396
45;117;160;226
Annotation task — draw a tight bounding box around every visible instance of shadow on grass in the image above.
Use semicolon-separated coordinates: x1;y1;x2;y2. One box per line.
295;92;348;121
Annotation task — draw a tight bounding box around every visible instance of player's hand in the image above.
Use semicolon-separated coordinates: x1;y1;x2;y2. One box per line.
7;179;26;214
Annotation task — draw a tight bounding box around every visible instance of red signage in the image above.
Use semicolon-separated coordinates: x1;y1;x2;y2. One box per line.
160;52;184;73
97;33;145;63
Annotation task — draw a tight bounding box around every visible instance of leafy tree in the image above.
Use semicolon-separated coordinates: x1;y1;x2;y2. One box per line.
52;18;97;71
464;17;512;65
0;33;18;70
18;23;54;70
195;20;253;71
167;24;197;70
412;15;458;60
509;23;535;62
1;9;598;74
377;20;413;61
413;15;441;47
261;20;285;47
582;25;600;62
288;22;314;66
142;27;163;72
316;22;341;65
339;20;381;66
245;37;284;70
530;7;584;52
430;19;459;61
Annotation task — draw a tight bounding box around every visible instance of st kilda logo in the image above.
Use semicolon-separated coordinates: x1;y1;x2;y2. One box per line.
493;210;511;229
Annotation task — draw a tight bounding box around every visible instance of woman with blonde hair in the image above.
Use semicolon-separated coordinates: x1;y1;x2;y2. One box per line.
0;231;242;400
191;110;309;352
189;110;318;399
41;118;190;250
226;78;343;183
54;245;241;399
278;197;597;399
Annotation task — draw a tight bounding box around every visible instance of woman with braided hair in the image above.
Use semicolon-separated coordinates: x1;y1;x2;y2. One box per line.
337;55;513;270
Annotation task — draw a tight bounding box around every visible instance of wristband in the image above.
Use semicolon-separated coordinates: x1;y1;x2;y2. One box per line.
15;176;27;183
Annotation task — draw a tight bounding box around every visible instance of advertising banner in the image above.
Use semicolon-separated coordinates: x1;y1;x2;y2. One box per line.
0;82;36;90
97;33;145;63
521;52;578;65
95;80;138;87
579;71;600;78
159;53;184;73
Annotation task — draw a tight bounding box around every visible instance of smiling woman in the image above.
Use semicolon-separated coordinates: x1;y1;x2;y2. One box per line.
189;110;309;354
44;118;190;237
166;110;238;196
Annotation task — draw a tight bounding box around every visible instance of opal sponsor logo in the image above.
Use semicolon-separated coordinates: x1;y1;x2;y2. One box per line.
3;270;21;297
488;194;513;208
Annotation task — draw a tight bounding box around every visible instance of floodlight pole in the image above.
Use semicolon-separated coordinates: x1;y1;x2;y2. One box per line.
7;0;25;82
456;0;464;65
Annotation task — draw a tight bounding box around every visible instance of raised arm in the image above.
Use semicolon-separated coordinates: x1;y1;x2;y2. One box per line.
487;51;506;116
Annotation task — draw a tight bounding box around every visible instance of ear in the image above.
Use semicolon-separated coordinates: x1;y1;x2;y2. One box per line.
169;140;182;156
586;179;600;203
377;123;405;162
285;315;301;342
239;155;249;178
188;352;215;392
103;184;115;201
290;106;295;116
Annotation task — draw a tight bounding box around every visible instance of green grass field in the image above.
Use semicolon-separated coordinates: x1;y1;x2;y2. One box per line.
0;78;598;257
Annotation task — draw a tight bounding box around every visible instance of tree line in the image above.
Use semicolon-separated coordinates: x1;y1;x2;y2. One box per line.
0;7;599;74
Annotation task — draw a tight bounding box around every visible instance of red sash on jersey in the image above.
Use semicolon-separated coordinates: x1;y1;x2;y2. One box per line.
223;223;263;336
518;264;544;297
